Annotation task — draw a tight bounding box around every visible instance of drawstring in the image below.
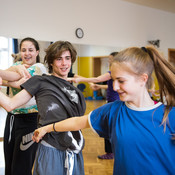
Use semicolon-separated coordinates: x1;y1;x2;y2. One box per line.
8;115;14;143
65;150;74;175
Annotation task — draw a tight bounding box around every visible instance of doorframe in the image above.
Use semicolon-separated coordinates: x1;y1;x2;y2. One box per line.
168;48;175;64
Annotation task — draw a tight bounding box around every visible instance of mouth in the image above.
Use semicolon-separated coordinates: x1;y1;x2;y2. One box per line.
60;67;69;72
24;57;31;61
117;91;125;96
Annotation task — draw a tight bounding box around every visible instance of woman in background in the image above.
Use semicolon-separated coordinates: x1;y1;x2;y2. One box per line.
3;37;47;175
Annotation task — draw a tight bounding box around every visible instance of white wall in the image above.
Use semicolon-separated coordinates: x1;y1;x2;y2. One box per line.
0;0;175;57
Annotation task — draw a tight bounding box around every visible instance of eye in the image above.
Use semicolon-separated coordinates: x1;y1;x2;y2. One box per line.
118;80;124;83
66;56;71;60
29;49;34;52
56;57;62;61
21;49;26;52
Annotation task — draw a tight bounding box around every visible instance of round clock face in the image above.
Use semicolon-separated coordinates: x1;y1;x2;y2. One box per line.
76;28;84;38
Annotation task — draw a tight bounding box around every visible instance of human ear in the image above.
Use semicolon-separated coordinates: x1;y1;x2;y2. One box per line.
140;73;148;86
36;50;39;56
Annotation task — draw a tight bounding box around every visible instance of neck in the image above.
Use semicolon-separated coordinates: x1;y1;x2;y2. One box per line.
128;89;155;108
51;73;67;80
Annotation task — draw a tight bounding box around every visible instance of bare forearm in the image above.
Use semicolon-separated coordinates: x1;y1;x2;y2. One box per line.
2;80;20;89
32;115;90;143
78;77;108;83
96;84;108;90
48;115;90;133
0;70;21;81
3;77;29;89
0;91;17;111
7;65;31;78
0;89;32;112
74;73;111;83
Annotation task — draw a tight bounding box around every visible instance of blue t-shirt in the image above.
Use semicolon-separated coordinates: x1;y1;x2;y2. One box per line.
89;101;175;175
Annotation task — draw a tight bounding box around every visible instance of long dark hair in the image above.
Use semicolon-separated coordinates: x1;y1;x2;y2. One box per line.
20;37;40;63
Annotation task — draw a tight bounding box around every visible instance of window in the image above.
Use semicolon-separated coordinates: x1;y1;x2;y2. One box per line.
0;36;13;69
0;36;13;139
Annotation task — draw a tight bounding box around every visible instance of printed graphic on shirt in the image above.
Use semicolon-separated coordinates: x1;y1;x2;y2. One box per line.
46;103;60;114
62;87;78;103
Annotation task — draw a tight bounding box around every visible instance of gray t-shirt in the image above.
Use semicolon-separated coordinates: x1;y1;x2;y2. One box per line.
21;74;86;151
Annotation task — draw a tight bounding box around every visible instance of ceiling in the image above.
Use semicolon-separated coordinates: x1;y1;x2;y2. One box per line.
123;0;175;14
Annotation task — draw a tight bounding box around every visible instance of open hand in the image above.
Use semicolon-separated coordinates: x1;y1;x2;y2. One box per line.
15;65;31;78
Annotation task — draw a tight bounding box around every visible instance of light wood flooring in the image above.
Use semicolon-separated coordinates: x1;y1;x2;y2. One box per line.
0;100;114;175
82;100;114;175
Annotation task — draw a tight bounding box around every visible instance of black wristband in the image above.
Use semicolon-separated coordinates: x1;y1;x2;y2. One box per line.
53;123;56;132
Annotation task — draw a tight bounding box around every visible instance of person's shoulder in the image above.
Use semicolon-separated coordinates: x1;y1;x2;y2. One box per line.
110;100;124;107
33;62;45;67
97;101;124;114
30;63;48;75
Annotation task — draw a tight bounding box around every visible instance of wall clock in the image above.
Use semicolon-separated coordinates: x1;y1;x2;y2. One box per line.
75;28;84;38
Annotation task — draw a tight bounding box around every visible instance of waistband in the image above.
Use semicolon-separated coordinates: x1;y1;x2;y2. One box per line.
40;140;56;149
8;112;38;118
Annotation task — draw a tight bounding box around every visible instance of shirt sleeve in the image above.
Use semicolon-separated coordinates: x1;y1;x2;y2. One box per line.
88;102;112;139
28;63;47;76
21;75;41;96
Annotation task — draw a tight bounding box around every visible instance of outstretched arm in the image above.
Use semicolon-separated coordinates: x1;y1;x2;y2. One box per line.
0;65;31;88
0;89;32;112
7;64;31;79
33;115;90;143
89;83;108;91
2;77;29;89
67;72;111;84
0;69;21;81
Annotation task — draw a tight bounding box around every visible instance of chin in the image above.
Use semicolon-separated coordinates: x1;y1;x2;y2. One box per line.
119;96;127;102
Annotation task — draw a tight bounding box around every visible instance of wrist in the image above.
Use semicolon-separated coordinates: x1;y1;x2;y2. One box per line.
45;124;54;133
52;123;57;132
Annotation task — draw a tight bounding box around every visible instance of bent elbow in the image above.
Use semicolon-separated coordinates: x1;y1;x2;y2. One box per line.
6;107;14;112
2;103;15;112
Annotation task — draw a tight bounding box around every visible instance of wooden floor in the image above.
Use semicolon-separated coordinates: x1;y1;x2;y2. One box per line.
0;100;114;175
82;100;114;175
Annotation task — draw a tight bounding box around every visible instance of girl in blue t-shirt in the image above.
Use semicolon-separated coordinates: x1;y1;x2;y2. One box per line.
16;46;175;174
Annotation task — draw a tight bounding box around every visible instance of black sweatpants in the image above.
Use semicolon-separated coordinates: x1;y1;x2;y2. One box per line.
104;139;112;153
104;101;113;154
3;112;38;175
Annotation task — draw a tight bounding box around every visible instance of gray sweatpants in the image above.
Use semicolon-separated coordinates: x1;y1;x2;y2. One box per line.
33;142;85;175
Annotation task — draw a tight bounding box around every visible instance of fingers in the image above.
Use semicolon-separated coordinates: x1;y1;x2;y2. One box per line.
32;130;41;143
17;65;31;78
23;64;30;68
32;128;47;143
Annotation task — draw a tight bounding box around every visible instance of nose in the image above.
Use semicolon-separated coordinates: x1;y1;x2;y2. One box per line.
113;80;119;92
24;50;29;55
61;58;66;65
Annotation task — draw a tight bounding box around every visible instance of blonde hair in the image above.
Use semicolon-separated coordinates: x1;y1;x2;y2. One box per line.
113;46;175;133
